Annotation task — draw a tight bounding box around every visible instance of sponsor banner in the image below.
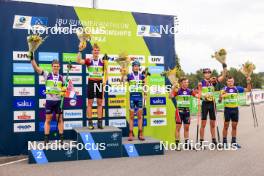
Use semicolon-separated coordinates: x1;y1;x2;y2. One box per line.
108;97;126;106
150;117;167;126
13;75;35;85
85;54;104;60
148;56;164;64
39;64;52;73
63;53;78;63
108;85;126;96
13;99;35;109
38;52;59;62
133;118;147;127
39;99;46;108
109;119;127;128
64;97;83;108
109;108;126;117
150;85;166;95
13;15;32;29
14;111;35;120
150;97;166;105
13;63;34;73
137;25;161;38
149;76;165;85
86;120;106;127
39;85;46;97
63;109;83;119
128;55;145;64
39;121;57;132
14;122;35;132
39;75;46;85
64;121;83;130
13;51;29;61
108;65;121;74
148;66;164;75
108;76;122;85
13;15;48;30
13;87;35;96
64;76;82;85
63;64;82;74
107;55;119;64
74;87;82;96
150;107;167;116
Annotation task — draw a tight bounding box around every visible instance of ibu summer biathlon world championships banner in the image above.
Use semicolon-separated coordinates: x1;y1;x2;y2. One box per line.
0;1;177;155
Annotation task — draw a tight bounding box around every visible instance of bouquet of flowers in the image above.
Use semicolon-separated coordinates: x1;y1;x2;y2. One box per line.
160;67;181;91
27;34;47;57
116;52;131;82
211;48;227;64
76;27;91;50
240;61;256;77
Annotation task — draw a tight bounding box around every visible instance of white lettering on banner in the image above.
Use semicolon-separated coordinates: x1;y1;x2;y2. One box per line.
148;56;164;64
64;121;83;130
63;109;83;119
13;87;35;96
14;122;35;132
14;111;35;120
109;119;127;128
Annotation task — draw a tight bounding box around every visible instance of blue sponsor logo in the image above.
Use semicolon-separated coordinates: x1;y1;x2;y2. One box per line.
39;86;46;97
150;25;160;34
13;99;35;109
31;16;48;27
17;124;32;130
133;118;147;127
13;63;34;73
39;121;57;132
150;97;166;105
39;52;59;61
153;119;165;125
148;66;164;74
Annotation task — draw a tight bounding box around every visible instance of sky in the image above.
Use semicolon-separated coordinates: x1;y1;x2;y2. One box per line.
14;0;264;73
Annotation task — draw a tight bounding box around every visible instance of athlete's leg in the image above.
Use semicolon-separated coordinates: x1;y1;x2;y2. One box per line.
128;109;135;141
87;99;94;129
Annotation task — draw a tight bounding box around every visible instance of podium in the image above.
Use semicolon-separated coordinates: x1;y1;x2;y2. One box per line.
74;126;122;160
28;126;164;164
28;140;78;164
122;137;164;157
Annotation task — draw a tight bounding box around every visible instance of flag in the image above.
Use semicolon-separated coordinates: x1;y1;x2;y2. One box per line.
65;79;77;99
